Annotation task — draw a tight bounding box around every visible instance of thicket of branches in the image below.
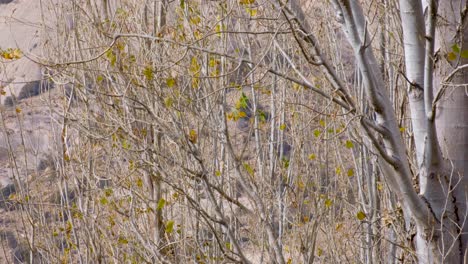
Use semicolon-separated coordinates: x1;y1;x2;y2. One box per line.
2;0;466;263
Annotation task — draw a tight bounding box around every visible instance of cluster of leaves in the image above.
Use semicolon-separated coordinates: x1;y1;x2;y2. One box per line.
0;48;22;60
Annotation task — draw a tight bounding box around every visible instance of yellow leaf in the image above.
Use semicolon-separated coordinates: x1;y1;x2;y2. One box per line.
189;129;197;143
292;82;302;91
447;52;457;61
15;107;21;113
319;119;325;127
245;8;257;16
345;140;354;149
136;177;143;188
166;77;176;87
239;0;255;5
118;236;128;245
324;198;333;208
335;167;342;175
190;16;201;25
215;24;222;36
209;58;219;67
238;111;247;118
335;223;343;231
347;168;354;177
377;182;384;191
279;123;286;130
308;154;316;160
11;48;22;59
356;211;366;221
317;247;323;256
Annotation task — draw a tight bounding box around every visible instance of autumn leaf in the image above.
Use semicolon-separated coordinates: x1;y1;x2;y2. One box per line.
356;211;367;221
166;77;176;87
239;0;255;5
447;52;457;61
143;66;154;81
189;129;197;143
245;8;257;16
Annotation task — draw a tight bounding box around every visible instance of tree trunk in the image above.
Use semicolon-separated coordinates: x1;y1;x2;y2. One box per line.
434;0;468;261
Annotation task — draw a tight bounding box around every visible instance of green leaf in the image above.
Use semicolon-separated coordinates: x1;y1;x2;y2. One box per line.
319;119;326;127
236;93;249;109
313;129;321;138
356;211;366;221
451;43;461;54
225;242;232;250
164;97;173;108
243;163;254;176
461;50;468;59
165;220;175;233
143;66;154;81
105;50;116;66
122;139;130;149
257;110;267;122
345;140;354;149
157;198;166;210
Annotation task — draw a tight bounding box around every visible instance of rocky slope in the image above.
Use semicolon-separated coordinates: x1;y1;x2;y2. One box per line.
1;1;60;262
